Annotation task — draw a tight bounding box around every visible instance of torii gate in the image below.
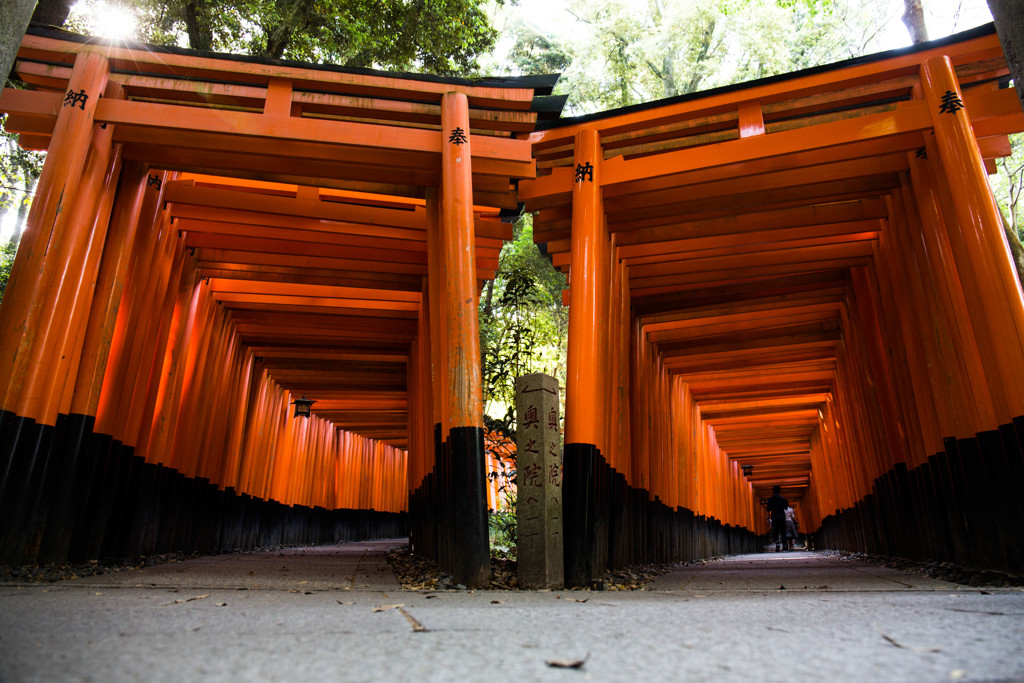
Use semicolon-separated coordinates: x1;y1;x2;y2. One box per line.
2;23;1024;588
0;27;562;586
520;24;1024;583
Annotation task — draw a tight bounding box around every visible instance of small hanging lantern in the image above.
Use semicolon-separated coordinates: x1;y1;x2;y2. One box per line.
741;464;753;477
291;396;315;418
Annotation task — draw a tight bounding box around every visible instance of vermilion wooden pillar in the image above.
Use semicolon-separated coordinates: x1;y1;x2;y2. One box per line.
439;92;489;588
0;52;113;564
425;188;452;571
0;52;110;417
906;153;997;432
34;150;141;564
920;56;1024;421
564;127;605;586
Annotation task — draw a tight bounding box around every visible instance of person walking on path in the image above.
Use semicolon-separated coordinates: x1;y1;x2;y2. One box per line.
765;485;789;552
784;505;799;550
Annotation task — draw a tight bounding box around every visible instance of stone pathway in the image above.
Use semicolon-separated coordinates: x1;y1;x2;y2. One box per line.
648;550;955;592
67;539;405;592
3;541;1022;682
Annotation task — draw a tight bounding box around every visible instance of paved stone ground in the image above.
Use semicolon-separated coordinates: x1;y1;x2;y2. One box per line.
2;541;1022;682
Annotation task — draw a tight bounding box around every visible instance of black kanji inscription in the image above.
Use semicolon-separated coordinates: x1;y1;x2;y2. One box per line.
938;90;964;115
448;127;468;145
574;162;594;183
63;89;89;110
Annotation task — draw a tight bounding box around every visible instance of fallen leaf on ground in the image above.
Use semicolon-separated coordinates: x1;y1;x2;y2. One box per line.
546;654;589;669
336;601;354;605
880;633;941;653
216;602;227;607
372;604;404;612
556;595;588;603
164;594;210;606
491;600;503;604
397;607;428;632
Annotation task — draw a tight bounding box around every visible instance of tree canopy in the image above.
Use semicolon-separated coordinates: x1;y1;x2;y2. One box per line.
503;0;911;113
49;0;501;74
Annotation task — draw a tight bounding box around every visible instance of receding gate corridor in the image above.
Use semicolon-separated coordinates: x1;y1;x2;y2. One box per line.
2;21;1024;682
2;540;1022;682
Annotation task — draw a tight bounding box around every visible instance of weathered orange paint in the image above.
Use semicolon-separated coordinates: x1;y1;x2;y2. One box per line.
0;52;110;422
70;161;148;416
440;92;483;428
921;56;1024;420
565;128;604;446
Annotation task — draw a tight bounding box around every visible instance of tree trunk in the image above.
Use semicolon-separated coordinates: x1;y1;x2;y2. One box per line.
30;0;72;28
662;54;677;99
684;18;716;95
264;24;295;60
260;0;317;59
902;0;929;44
1;0;35;85
987;0;1024;115
483;279;495;321
11;180;32;244
1000;210;1024;289
184;0;214;52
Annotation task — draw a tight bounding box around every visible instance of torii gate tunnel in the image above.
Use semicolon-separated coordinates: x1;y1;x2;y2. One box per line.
1;25;1023;587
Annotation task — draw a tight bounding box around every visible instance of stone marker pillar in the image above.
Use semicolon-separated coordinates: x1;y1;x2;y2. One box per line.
515;373;564;589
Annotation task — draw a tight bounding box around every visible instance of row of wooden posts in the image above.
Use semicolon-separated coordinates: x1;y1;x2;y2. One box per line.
795;59;1024;536
818;419;1024;574
0;49;410;565
522;49;1024;582
2;29;1024;585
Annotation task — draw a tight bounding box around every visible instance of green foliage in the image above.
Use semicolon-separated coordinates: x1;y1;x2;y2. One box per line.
123;0;501;74
507;21;573;75
488;486;517;556
479;216;567;437
0;115;43;214
0;239;18;306
551;0;897;113
992;133;1024;238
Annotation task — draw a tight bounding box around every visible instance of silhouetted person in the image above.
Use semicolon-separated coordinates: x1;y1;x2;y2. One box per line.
765;485;788;552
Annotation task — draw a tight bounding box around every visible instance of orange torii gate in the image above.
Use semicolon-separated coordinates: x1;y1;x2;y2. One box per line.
0;27;562;586
2;22;1024;589
520;24;1024;584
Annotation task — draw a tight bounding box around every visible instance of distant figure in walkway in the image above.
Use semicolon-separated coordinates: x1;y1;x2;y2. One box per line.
765;485;789;552
784;505;799;551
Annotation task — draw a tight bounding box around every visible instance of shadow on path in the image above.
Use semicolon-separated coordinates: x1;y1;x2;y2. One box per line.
648;550;958;592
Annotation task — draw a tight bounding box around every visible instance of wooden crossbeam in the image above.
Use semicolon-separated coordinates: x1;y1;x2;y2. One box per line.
18;33;542;109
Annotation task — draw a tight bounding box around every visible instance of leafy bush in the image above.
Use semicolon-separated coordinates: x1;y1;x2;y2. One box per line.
0;239;18;306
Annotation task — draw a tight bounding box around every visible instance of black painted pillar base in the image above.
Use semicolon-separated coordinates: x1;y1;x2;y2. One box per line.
436;422;453;574
447;426;489;588
563;442;598;587
0;412;53;566
37;413;93;564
